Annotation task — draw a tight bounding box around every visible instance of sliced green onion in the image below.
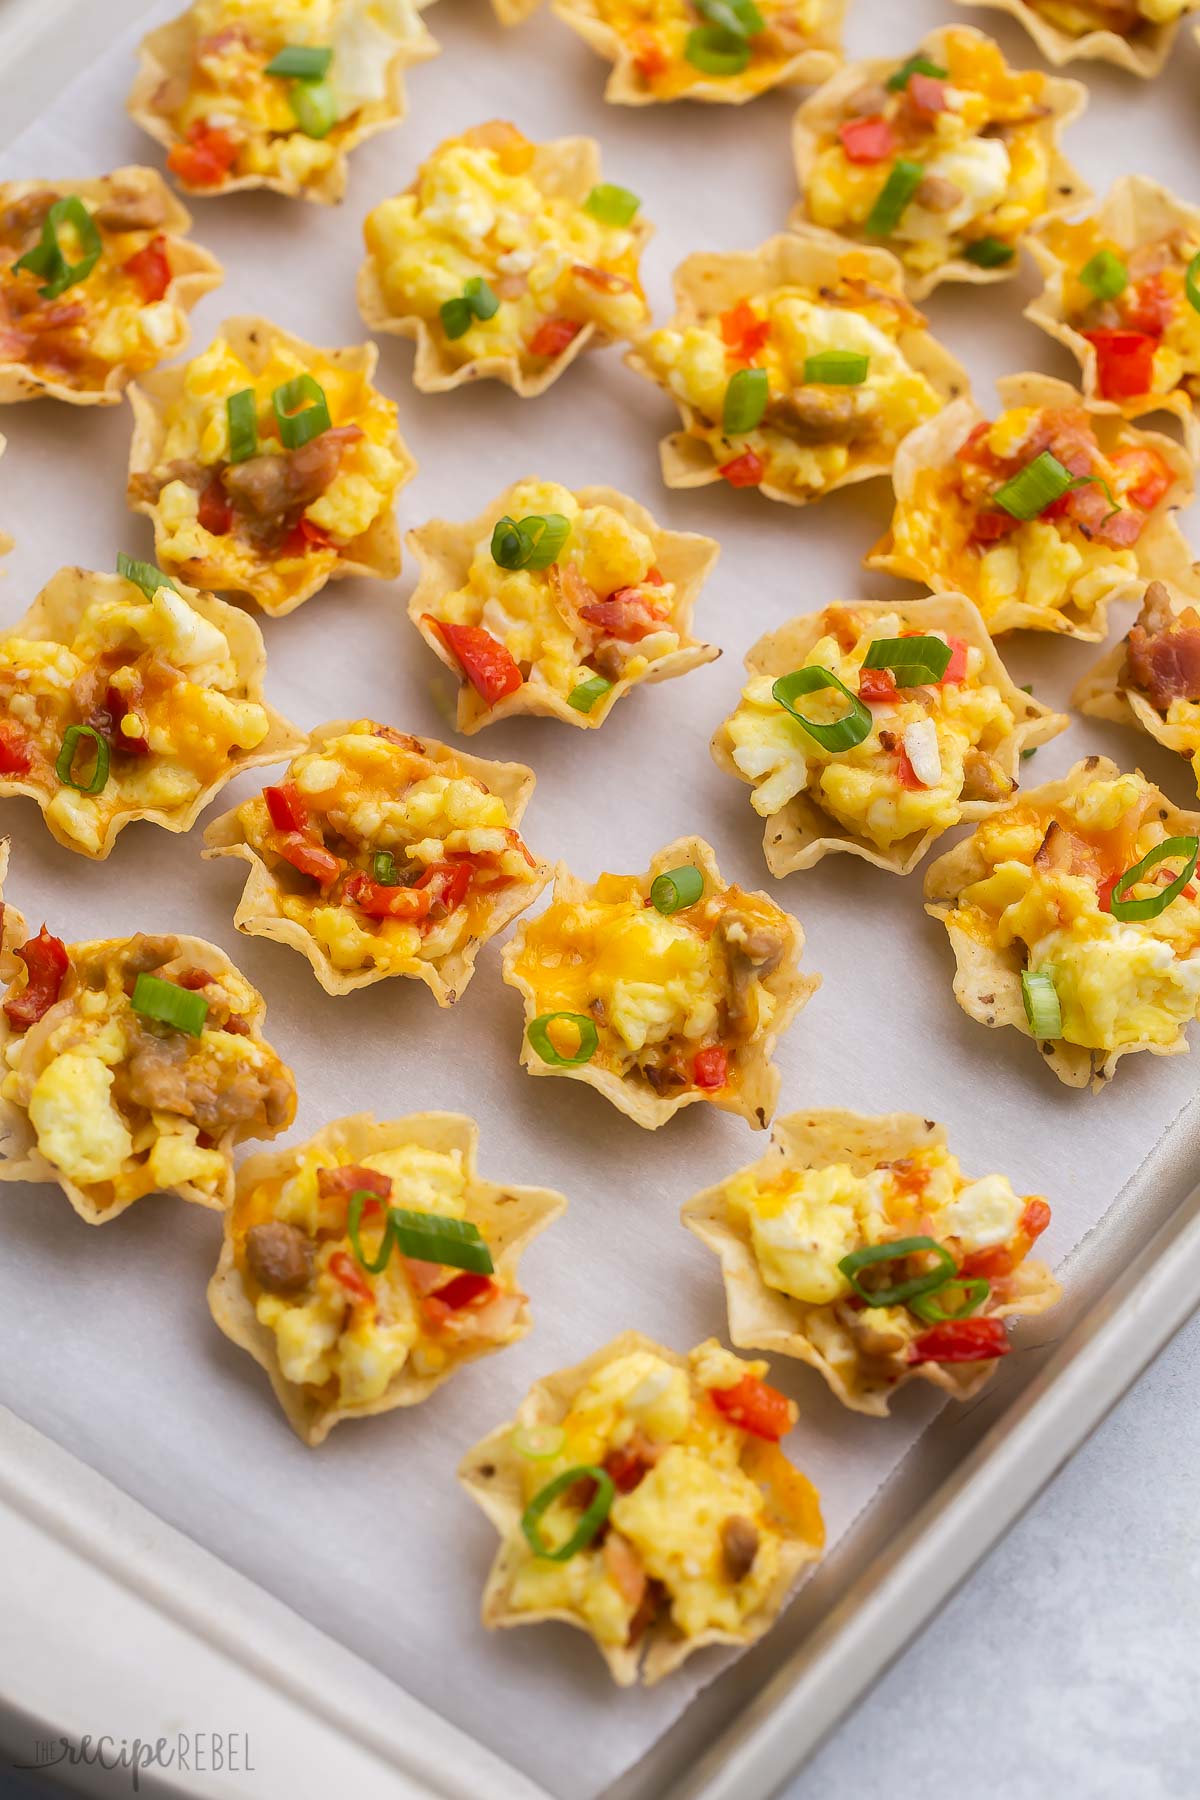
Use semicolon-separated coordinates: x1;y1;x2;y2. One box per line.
372;850;399;885
695;0;764;35
862;633;952;686
527;1012;598;1067
131;972;208;1037
684;25;752;74
265;44;333;78
886;51;947;90
440;297;472;340
490;513;570;571
838;1236;956;1307
910;1277;990;1324
55;724;109;795
345;1190;394;1274
117;552;178;599
803;351;869;385
1186;249;1200;317
963;237;1015;269
273;374;330;449
650;865;704;915
226;388;258;463
289;76;337;137
521;1465;614;1561
772;667;871;753
992;451;1119;525
440;277;499;339
584;184;640;227
723;366;768;433
387;1207;494;1275
568;675;612;714
866;159;923;238
1079;248;1128;302
14;195;101;299
511;1423;566;1460
1021;968;1062;1039
1108;835;1199;921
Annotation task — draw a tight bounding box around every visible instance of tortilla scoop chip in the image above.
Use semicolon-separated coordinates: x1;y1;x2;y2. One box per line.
954;0;1190;75
1074;577;1200;794
208;1110;566;1446
458;1330;825;1684
406;480;720;733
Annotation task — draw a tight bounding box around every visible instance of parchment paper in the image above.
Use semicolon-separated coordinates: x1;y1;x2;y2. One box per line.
0;3;1197;1795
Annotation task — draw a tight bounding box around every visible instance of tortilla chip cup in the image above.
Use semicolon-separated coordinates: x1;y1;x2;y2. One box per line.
407;481;720;733
127;5;440;205
204;721;550;1003
791;27;1088;300
866;372;1197;641
712;595;1067;878
954;0;1193;73
682;1110;1061;1417
626;228;969;507
502;835;818;1130
1074;578;1200;795
208;1110;566;1446
459;1330;825;1683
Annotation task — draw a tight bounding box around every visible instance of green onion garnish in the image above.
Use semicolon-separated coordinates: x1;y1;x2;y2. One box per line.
490;512;570;571
695;0;764;35
226;388;258;463
289;79;337;139
567;675;612;714
650;865;704;914
723;366;768;433
1186;249;1200;317
511;1424;566;1460
584;184;640;227
527;1012;598;1067
372;850;399;885
886;51;947;90
14;195;101;300
1108;835;1199;921
684;25;752;74
265;44;333;78
803;351;869;385
55;724;109;795
910;1277;990;1324
992;451;1119;525
521;1465;615;1562
347;1188;496;1276
862;633;952;686
131;972;208;1037
117;552;178;599
772;667;872;753
963;237;1016;269
1079;248;1128;302
273;374;331;450
866;159;923;238
440;276;500;340
1021;968;1062;1039
838;1236;957;1307
346;1191;394;1273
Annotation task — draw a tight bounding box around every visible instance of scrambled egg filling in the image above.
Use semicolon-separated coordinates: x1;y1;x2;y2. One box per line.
587;0;830;100
362;123;648;366
951;771;1200;1050
235;721;540;975
806;33;1055;278
0;579;270;856
1033;0;1186;33
724;608;1016;850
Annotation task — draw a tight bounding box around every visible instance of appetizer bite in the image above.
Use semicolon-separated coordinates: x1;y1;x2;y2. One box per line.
128;0;439;204
209;1111;565;1445
459;1332;824;1684
626;228;967;506
358;121;652;395
550;0;842;107
1027;177;1200;452
0;559;302;860
955;0;1195;77
867;374;1195;641
0;168;220;404
683;1112;1059;1416
407;479;719;733
791;28;1087;299
502;837;817;1130
128;317;415;618
0;918;295;1223
711;597;1066;878
925;755;1200;1088
1075;579;1200;799
204;720;549;1003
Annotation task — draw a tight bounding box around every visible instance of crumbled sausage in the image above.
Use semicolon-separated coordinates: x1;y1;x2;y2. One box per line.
245;1220;314;1294
763;388;880;445
720;1515;760;1581
92;184;169;233
960;747;1013;805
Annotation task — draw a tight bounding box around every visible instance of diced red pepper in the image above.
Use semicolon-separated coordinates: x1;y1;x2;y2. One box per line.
907;72;947;116
1021;1198;1052;1244
1123;273;1173;339
895;744;925;790
317;1164;392;1206
959;1245;1014;1281
718;450;765;489
430;1272;495;1311
633;34;668;81
939;635;969;684
710;1374;795;1441
837;116;896;164
644;565;665;586
528;315;583;359
343;872;432;921
329;1250;372;1304
719;298;771;364
122;234;171;303
105;684;150;755
692;1044;728;1089
603;1445;649;1493
3;925;69;1031
1097;870;1120;913
0;718;32;776
971;508;1021;543
174;968;212;990
264;782;308;834
278;833;342;888
280;516;333;557
1109;445;1171;511
858;665;898;705
909;1317;1010;1365
167;120;240;189
197;474;233;536
413;860;473;913
430;618;524;707
1082;329;1157;402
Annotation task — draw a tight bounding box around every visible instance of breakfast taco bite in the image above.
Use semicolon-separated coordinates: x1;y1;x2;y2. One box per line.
128;316;415;618
954;0;1194;77
924;755;1200;1089
358;121;652;396
711;596;1067;879
407;478;719;733
1075;579;1200;799
0;561;302;861
0;168;221;405
0;921;295;1224
866;373;1196;641
128;0;439;205
209;1111;566;1446
502;837;817;1130
682;1111;1060;1417
549;0;843;107
459;1332;824;1684
204;720;549;1003
791;27;1087;300
626;227;968;506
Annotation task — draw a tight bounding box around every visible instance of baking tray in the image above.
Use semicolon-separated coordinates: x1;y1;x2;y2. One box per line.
2;1;1200;1797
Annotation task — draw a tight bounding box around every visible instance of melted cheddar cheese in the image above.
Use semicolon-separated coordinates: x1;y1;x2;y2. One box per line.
570;0;837;103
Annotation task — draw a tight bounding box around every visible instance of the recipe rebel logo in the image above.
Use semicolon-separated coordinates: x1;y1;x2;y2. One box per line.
12;1731;254;1790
